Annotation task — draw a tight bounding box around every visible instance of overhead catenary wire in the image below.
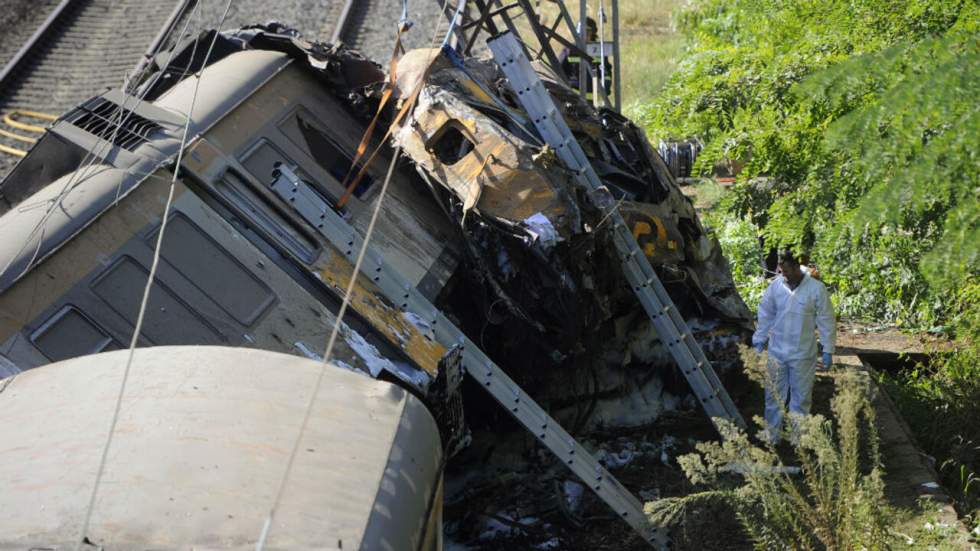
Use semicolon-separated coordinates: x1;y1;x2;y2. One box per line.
254;2;452;548
73;2;234;549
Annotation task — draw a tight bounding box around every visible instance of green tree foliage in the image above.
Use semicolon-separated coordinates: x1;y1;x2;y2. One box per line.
643;0;980;524
645;0;978;327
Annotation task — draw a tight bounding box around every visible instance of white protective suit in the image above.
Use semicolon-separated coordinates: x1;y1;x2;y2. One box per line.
752;271;836;441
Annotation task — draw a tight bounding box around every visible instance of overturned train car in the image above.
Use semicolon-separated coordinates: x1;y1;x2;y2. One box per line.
0;26;749;443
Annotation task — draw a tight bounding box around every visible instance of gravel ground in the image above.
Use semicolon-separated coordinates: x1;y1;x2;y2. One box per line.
0;0;429;179
192;0;344;43
0;0;60;72
193;0;449;62
345;0;450;62
0;0;184;178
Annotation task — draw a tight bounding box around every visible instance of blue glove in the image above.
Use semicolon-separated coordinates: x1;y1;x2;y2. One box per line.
822;352;833;368
754;342;765;354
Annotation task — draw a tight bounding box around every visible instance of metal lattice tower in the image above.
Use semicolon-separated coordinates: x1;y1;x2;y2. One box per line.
435;0;623;109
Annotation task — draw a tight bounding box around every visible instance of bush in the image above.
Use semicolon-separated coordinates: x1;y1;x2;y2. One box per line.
652;349;891;550
884;282;980;524
702;207;767;310
645;0;979;328
639;0;980;524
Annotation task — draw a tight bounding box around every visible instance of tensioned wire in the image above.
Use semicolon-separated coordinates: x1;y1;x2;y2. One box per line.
73;2;235;549
253;1;456;548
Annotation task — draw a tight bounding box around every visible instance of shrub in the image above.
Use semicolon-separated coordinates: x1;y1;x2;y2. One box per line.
885;282;980;523
653;351;891;550
645;0;979;328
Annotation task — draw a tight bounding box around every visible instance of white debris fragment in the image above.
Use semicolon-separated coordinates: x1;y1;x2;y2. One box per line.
576;376;673;429
403;311;436;341
345;328;431;389
534;537;561;550
344;328;393;378
478;514;538;540
389;360;432;388
293;341;323;361
596;442;638;469
562;480;585;512
522;212;560;249
403;311;430;330
920;481;941;490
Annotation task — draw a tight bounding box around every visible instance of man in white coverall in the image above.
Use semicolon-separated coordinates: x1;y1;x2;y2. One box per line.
752;250;836;443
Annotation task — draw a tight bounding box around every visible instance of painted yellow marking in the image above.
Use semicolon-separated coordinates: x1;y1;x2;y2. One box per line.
316;251;446;375
632;216;668;258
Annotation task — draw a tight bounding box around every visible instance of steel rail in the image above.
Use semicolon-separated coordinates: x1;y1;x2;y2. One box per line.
330;0;356;44
129;0;197;89
0;0;79;93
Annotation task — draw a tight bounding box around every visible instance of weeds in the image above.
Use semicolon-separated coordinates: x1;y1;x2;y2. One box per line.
651;347;892;549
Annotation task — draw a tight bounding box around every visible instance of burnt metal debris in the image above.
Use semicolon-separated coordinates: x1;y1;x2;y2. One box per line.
0;18;752;550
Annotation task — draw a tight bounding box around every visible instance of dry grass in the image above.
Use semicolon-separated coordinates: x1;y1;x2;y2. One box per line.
616;0;686;117
508;1;686;116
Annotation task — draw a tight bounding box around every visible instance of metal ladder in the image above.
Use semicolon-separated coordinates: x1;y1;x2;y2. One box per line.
268;164;669;548
488;31;745;430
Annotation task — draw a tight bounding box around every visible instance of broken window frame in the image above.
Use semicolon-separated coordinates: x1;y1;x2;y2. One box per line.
425;120;477;166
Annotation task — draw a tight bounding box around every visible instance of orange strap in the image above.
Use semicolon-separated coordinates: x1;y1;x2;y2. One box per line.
336;23;409;208
336;61;439;209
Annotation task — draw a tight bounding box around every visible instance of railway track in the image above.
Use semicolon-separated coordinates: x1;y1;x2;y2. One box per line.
0;0;403;180
0;0;195;175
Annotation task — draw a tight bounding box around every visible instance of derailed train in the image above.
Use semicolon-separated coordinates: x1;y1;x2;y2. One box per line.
0;24;751;548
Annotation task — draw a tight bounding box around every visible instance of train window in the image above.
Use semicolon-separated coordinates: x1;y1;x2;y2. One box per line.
30;305;121;362
242;139;323;193
148;213;276;326
214;169;319;263
91;256;223;345
278;107;375;198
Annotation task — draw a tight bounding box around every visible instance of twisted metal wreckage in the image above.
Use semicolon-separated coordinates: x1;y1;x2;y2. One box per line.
0;16;752;550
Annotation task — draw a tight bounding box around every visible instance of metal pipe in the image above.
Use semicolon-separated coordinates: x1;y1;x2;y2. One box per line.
612;0;621;110
442;0;468;48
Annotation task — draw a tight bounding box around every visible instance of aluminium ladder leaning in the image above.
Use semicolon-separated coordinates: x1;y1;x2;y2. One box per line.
487;31;745;430
268;163;669;548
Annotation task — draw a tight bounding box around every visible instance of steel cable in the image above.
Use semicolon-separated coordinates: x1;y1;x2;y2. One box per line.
254;2;453;548
73;2;234;548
